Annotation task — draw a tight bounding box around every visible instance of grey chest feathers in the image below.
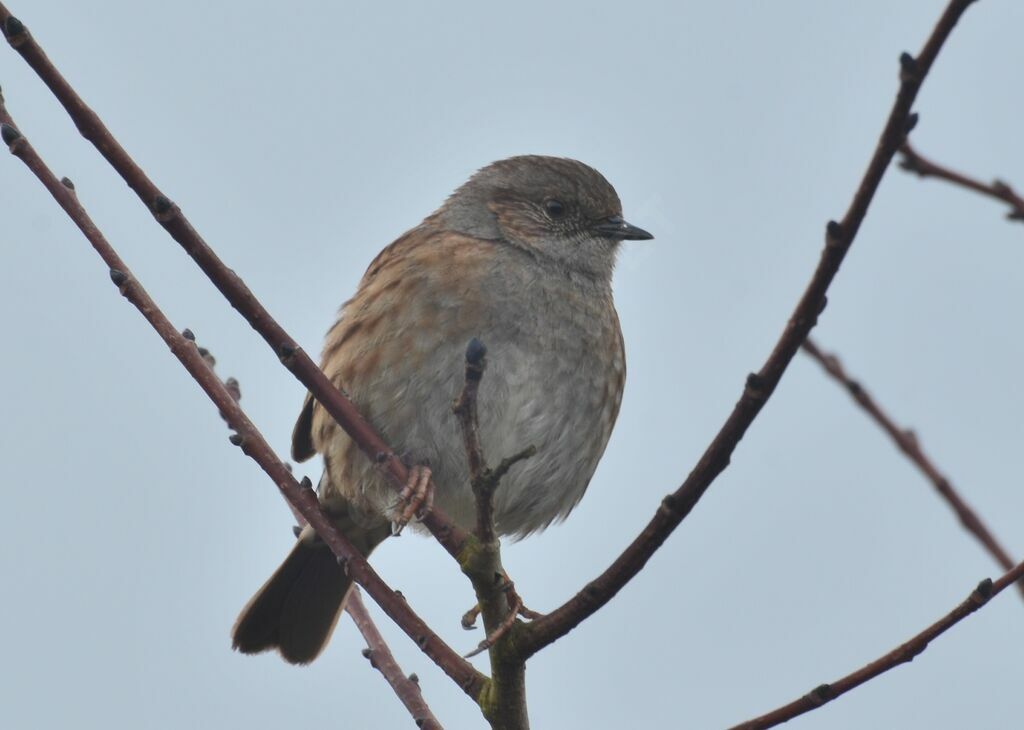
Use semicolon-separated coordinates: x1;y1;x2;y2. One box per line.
360;261;624;538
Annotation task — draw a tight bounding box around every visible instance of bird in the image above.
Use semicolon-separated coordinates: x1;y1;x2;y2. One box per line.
232;155;653;664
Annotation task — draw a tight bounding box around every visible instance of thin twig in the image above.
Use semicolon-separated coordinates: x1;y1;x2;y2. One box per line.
729;559;1024;730
346;589;444;730
0;102;485;700
451;338;532;730
516;0;979;660
0;3;471;564
802;338;1024;600
452;336;488;521
899;141;1024;221
452;339;536;547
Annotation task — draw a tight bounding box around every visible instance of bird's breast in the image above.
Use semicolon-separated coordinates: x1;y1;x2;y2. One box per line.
319;242;625;537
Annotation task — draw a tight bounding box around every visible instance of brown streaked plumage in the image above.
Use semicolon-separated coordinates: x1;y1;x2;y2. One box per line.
233;156;652;664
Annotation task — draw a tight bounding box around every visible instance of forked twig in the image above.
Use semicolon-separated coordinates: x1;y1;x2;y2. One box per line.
451;338;535;729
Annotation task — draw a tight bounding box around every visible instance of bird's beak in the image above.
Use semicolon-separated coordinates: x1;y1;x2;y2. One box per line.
593;215;654;241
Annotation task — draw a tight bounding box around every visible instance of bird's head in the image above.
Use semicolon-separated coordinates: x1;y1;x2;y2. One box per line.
437;155;652;281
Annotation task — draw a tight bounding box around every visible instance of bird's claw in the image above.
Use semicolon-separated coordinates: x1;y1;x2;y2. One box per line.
392;464;434;535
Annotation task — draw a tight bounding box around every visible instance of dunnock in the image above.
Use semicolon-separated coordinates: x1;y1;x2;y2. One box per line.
232;156;652;664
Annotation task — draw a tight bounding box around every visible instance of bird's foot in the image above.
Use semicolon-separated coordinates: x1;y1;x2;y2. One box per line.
461;578;544;657
503;580;544;622
392;463;434;535
464;594;522;658
461;603;482;630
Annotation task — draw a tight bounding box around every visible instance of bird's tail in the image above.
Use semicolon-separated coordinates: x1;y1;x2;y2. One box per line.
232;514;389;665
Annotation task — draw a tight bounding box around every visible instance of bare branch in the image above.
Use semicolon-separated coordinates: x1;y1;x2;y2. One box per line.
452;338;532;730
899;141;1024;222
802;338;1024;600
0;98;485;700
729;559;1024;730
0;2;472;564
452;337;488;504
452;337;535;547
346;589;444;730
516;0;979;659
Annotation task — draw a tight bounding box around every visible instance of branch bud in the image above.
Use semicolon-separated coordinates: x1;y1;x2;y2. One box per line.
973;577;994;603
898;52;918;82
808;683;833;705
1;122;21;146
3;16;25;38
465;337;487;366
825;220;843;246
152;194;172;215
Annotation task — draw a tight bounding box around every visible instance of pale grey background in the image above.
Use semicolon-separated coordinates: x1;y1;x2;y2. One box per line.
1;1;1022;728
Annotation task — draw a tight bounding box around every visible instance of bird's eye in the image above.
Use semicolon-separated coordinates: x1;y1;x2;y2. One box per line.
544;199;566;219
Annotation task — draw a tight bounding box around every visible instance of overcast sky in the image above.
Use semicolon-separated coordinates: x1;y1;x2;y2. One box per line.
2;1;1023;728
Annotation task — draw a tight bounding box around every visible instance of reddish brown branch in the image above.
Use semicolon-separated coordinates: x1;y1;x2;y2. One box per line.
802;338;1024;600
729;559;1024;730
452;338;488;496
346;589;444;730
451;338;532;730
899;141;1024;221
0;3;470;563
0;103;485;700
451;337;538;547
452;338;495;544
516;0;979;659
